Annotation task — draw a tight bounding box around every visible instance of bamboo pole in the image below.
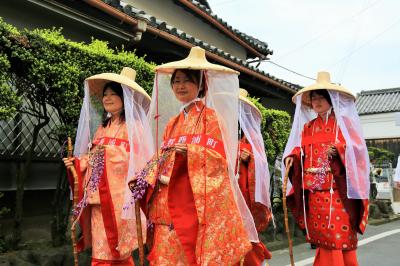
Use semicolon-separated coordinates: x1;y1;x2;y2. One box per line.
135;201;145;266
283;160;295;266
67;137;79;266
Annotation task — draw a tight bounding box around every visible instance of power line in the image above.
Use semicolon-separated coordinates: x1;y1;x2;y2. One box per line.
328;16;400;68
276;0;383;61
253;60;316;81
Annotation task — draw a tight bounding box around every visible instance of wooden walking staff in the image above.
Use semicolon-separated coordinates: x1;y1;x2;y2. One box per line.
135;201;145;266
67;137;79;266
282;160;295;266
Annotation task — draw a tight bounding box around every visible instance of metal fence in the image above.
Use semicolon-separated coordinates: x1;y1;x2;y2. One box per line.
0;103;62;160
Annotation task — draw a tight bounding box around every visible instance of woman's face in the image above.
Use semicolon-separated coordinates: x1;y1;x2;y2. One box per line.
171;70;199;103
102;87;123;114
311;92;331;114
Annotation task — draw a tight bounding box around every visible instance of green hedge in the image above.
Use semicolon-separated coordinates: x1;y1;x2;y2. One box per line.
0;17;155;139
249;97;291;164
368;146;395;165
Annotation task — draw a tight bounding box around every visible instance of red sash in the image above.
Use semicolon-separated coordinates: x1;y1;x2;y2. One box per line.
93;137;130;152
98;151;121;259
161;134;225;158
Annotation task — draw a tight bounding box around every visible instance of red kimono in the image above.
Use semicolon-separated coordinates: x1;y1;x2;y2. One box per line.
136;102;251;265
238;137;272;265
286;113;368;264
68;124;139;265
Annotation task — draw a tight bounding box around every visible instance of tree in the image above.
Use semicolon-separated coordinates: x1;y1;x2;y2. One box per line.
0;18;155;247
0;53;20;120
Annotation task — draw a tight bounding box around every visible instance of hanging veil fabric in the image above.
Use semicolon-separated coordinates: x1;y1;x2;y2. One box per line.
282;72;370;200
238;89;271;209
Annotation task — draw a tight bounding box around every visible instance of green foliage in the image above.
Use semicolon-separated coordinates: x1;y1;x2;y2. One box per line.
0;52;21;120
248;97;291;163
368;146;395;165
0;17;155;248
0;17;155;140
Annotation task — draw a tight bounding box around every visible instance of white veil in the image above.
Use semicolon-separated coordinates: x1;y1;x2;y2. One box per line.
121;85;154;219
148;69;259;242
73;78;153;220
394;155;400;184
239;100;271;209
74;81;102;157
282;91;370;199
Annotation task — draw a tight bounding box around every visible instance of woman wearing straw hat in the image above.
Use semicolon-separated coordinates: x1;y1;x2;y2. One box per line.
283;72;369;265
237;89;273;265
63;67;153;265
129;47;256;265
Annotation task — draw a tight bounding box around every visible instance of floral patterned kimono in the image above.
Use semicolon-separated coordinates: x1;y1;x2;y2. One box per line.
69;123;138;265
136;101;251;265
286;112;368;264
237;137;272;265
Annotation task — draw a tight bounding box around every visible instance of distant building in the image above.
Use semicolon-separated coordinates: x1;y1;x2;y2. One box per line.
356;87;400;165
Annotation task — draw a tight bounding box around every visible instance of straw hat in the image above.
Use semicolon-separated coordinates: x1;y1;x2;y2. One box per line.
85;67;151;101
292;71;355;106
156;46;239;74
239;89;262;117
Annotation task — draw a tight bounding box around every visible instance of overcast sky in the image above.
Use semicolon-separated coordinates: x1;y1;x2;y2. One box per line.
208;0;400;95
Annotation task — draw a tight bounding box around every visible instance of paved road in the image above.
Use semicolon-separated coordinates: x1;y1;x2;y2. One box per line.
269;219;400;266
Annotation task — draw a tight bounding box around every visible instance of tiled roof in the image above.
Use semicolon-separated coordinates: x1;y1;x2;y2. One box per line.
180;0;272;56
356;87;400;115
196;0;211;9
102;0;299;92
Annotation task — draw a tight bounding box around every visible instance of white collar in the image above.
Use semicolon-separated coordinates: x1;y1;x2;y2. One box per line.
180;98;203;115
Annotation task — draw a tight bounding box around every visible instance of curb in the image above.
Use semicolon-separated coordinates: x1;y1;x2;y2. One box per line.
368;214;400;226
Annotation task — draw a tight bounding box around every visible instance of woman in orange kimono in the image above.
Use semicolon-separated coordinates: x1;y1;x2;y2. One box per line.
283;72;370;266
237;89;272;265
63;68;152;265
129;47;257;265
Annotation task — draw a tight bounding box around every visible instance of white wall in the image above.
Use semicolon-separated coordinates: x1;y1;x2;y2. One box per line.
125;0;248;59
360;112;400;139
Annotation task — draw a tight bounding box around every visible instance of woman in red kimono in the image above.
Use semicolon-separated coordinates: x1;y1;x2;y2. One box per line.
237;89;272;265
283;72;369;266
129;47;257;265
63;68;152;265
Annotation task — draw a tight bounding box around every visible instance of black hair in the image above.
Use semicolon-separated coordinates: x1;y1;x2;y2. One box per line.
102;81;125;127
170;69;206;98
310;89;332;106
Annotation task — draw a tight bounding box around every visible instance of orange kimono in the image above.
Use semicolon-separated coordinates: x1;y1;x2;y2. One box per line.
238;137;272;265
69;123;139;265
136;102;251;265
286;113;368;265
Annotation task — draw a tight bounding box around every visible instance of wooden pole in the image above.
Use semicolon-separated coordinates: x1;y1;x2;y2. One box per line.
283;160;295;266
67;137;79;266
135;201;145;266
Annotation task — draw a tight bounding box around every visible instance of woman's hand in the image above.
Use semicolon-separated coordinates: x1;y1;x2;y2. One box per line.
240;150;250;162
63;157;75;168
327;145;338;158
284;156;293;167
174;143;187;154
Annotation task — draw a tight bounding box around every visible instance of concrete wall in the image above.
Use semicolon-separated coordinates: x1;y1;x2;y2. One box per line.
125;0;248;59
360;112;400;139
